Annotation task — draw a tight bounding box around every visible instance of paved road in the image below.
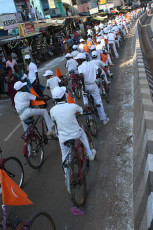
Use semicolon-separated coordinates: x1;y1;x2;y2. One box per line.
0;26;135;229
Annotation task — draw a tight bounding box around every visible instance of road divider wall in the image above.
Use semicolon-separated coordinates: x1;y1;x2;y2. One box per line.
134;12;153;230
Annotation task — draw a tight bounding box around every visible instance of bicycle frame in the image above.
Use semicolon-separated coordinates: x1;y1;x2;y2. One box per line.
21;116;46;158
69;73;80;90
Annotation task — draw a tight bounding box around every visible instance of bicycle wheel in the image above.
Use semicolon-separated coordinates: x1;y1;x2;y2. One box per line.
70;157;86;207
29;211;56;230
74;81;82;99
85;129;94;150
86;114;97;137
3;157;24;187
26;134;44;169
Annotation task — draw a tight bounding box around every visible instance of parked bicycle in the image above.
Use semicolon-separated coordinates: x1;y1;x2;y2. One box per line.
21;116;57;169
0;148;24;187
0;211;56;230
62;123;94;207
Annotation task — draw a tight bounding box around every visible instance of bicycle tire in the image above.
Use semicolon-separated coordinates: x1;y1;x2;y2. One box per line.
87;114;97;137
84;129;94;150
26;134;44;169
28;211;56;230
3;157;24;187
74;81;82;100
70;157;86;207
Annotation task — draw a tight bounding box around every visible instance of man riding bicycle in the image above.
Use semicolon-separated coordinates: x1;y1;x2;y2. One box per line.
14;81;54;135
76;53;109;125
50;86;96;170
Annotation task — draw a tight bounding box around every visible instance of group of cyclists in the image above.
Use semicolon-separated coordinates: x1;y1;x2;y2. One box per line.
11;7;144;229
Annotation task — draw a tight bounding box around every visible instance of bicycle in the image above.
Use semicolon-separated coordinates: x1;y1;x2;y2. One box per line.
69;71;82;100
21;116;57;169
97;76;110;104
0;148;24;187
0;211;56;230
62;125;94;207
83;91;100;137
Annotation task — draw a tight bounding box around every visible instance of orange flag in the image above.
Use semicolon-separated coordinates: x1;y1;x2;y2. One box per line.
31;87;45;107
67;92;76;104
0;170;33;206
56;67;62;79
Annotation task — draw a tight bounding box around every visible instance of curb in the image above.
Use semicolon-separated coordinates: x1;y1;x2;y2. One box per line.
134;13;153;230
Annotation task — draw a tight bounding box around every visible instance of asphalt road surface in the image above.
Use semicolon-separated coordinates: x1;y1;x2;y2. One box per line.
0;25;136;230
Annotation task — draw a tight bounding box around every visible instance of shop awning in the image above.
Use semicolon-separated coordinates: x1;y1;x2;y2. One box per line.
0;32;40;45
92;15;107;21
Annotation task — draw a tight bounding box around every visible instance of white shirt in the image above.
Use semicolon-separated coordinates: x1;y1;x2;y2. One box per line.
46;77;61;95
78;61;98;84
14;92;36;113
6;59;17;73
91;59;106;68
50;102;83;142
78;44;84;53
27;62;38;84
107;33;115;42
66;58;78;73
71;50;79;59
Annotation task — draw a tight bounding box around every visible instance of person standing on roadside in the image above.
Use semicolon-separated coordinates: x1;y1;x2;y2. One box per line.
67;36;74;52
6;55;17;73
24;55;38;87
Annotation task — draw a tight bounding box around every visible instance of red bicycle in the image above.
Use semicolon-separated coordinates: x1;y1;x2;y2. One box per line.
69;71;82;100
62;112;95;207
21;116;57;169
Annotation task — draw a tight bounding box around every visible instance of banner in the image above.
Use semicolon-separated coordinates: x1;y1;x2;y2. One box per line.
99;0;106;5
89;7;99;14
0;14;18;30
18;23;35;38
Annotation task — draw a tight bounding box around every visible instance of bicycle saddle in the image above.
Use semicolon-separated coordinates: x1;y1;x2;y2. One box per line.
64;139;75;146
24;117;35;125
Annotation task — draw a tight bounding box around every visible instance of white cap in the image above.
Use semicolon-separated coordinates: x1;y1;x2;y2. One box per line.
92;51;98;58
72;45;78;49
24;54;31;60
90;45;96;50
97;38;101;43
14;81;27;91
43;70;53;77
80;38;85;42
76;53;86;60
52;86;66;99
65;53;72;58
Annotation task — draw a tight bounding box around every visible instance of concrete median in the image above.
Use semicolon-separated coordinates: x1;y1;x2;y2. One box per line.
134;12;153;230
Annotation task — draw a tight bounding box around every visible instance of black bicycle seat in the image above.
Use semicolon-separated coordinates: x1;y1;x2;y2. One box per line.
24;117;35;125
64;139;75;146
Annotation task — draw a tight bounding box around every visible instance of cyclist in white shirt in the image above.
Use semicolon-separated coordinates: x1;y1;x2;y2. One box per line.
71;45;79;59
43;70;61;97
107;31;119;58
24;55;38;85
50;86;97;166
76;53;109;125
65;53;78;74
14;81;54;135
91;51;111;85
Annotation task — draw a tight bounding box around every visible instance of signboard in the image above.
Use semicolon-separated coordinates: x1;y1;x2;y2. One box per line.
18;23;35;38
89;7;99;14
99;0;106;5
0;14;18;30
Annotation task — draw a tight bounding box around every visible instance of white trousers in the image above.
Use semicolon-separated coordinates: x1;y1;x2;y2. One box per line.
108;41;119;57
59;128;92;163
20;108;54;132
83;83;107;120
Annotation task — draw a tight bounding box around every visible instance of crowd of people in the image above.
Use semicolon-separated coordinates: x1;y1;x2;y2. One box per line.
1;7;145;230
12;8;143;167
